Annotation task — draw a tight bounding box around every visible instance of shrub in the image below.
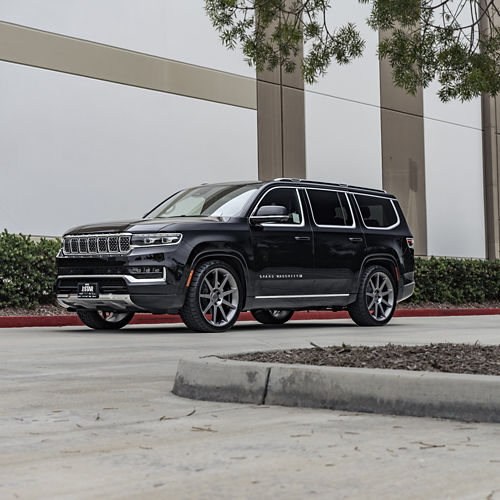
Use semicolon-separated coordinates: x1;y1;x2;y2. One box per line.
0;230;61;308
410;256;500;304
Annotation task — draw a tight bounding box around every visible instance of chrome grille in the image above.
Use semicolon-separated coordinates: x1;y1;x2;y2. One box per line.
119;236;130;252
98;237;108;253
108;236;119;253
63;234;131;255
88;237;98;253
78;239;88;253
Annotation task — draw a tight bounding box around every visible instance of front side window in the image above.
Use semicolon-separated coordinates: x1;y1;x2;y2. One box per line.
255;188;303;225
146;183;260;219
355;194;399;228
307;189;354;226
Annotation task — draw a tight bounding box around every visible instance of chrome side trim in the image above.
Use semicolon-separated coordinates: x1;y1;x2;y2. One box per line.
56;293;142;311
255;294;349;299
57;268;166;283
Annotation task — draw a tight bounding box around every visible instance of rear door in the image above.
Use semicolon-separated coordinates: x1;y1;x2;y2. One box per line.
306;188;366;294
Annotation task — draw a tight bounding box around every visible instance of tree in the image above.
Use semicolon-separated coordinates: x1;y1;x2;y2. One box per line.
205;0;500;101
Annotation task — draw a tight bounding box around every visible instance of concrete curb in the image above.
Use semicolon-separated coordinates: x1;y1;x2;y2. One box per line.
172;357;500;423
1;307;499;328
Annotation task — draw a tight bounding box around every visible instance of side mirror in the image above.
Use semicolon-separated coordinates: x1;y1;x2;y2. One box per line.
250;205;290;224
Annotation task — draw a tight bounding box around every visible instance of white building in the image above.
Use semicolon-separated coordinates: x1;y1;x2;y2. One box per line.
1;1;498;259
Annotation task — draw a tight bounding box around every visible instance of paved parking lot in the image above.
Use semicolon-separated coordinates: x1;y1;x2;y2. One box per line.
1;316;500;499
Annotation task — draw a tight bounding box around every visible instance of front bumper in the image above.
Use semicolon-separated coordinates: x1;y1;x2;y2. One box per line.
56;248;188;313
57;293;139;311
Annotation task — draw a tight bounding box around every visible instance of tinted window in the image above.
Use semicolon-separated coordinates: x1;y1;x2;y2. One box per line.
307;189;353;226
256;188;302;224
355;194;398;228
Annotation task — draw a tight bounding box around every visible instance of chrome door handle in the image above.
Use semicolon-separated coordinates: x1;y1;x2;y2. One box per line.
294;236;310;241
349;237;363;242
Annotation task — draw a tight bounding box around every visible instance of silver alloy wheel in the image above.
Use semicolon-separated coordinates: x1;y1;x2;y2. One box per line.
97;311;131;323
198;267;239;327
365;271;394;321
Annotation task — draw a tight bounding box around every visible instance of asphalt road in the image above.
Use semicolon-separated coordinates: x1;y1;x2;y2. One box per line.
1;316;500;499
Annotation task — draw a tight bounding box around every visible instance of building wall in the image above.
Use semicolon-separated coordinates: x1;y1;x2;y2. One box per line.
0;0;253;77
423;86;485;258
305;0;383;189
0;3;497;259
0;62;257;236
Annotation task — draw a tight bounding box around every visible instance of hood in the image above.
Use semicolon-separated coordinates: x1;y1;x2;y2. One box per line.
64;216;224;235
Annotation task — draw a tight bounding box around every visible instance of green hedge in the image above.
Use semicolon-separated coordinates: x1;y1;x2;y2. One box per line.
0;230;60;308
409;257;500;304
0;231;499;308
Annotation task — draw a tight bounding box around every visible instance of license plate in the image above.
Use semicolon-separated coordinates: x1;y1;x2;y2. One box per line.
77;282;99;298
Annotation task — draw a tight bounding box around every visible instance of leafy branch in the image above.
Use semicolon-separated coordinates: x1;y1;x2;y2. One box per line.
205;0;500;101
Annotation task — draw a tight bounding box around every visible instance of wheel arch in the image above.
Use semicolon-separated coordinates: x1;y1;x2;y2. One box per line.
187;249;249;305
359;254;400;288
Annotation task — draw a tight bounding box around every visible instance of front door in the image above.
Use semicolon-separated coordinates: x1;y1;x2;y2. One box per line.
250;187;314;298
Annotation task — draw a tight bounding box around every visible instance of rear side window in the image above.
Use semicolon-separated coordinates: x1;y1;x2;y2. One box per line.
355;194;399;229
307;189;354;226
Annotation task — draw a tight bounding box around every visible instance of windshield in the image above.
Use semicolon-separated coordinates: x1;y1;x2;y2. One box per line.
146;183;260;219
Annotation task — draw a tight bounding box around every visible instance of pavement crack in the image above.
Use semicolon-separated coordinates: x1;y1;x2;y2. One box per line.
261;367;272;405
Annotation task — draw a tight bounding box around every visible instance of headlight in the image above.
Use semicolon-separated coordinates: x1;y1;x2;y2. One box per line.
131;233;183;246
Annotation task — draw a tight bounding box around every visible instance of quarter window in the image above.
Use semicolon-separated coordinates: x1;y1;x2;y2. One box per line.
307;189;353;226
255;188;303;225
355;194;398;228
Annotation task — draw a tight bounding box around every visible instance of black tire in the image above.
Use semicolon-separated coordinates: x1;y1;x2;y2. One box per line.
77;310;135;330
251;309;294;325
348;265;396;326
180;260;242;332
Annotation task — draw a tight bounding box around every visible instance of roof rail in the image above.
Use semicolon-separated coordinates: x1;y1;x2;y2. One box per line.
273;178;387;194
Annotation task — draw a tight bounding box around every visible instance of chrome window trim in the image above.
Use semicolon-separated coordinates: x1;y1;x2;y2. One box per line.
250;186;305;228
304;187;356;229
353;194;401;231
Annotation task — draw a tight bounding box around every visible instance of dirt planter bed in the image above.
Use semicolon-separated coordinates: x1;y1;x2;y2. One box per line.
173;344;500;424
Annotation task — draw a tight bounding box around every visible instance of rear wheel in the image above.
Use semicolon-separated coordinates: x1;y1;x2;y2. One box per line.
77;310;135;330
348;265;396;326
180;260;242;332
251;309;294;325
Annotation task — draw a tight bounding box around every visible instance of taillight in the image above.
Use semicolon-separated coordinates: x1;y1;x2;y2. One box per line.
406;237;415;249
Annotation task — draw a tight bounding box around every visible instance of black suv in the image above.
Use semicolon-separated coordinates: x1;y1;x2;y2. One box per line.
56;179;414;332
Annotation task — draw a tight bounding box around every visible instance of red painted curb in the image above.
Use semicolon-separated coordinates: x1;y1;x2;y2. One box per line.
0;308;499;328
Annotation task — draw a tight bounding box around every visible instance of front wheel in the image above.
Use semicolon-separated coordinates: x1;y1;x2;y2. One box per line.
251;309;294;325
77;310;135;330
348;266;396;326
180;260;242;332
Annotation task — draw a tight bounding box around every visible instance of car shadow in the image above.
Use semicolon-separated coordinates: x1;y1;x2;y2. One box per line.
62;319;368;335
